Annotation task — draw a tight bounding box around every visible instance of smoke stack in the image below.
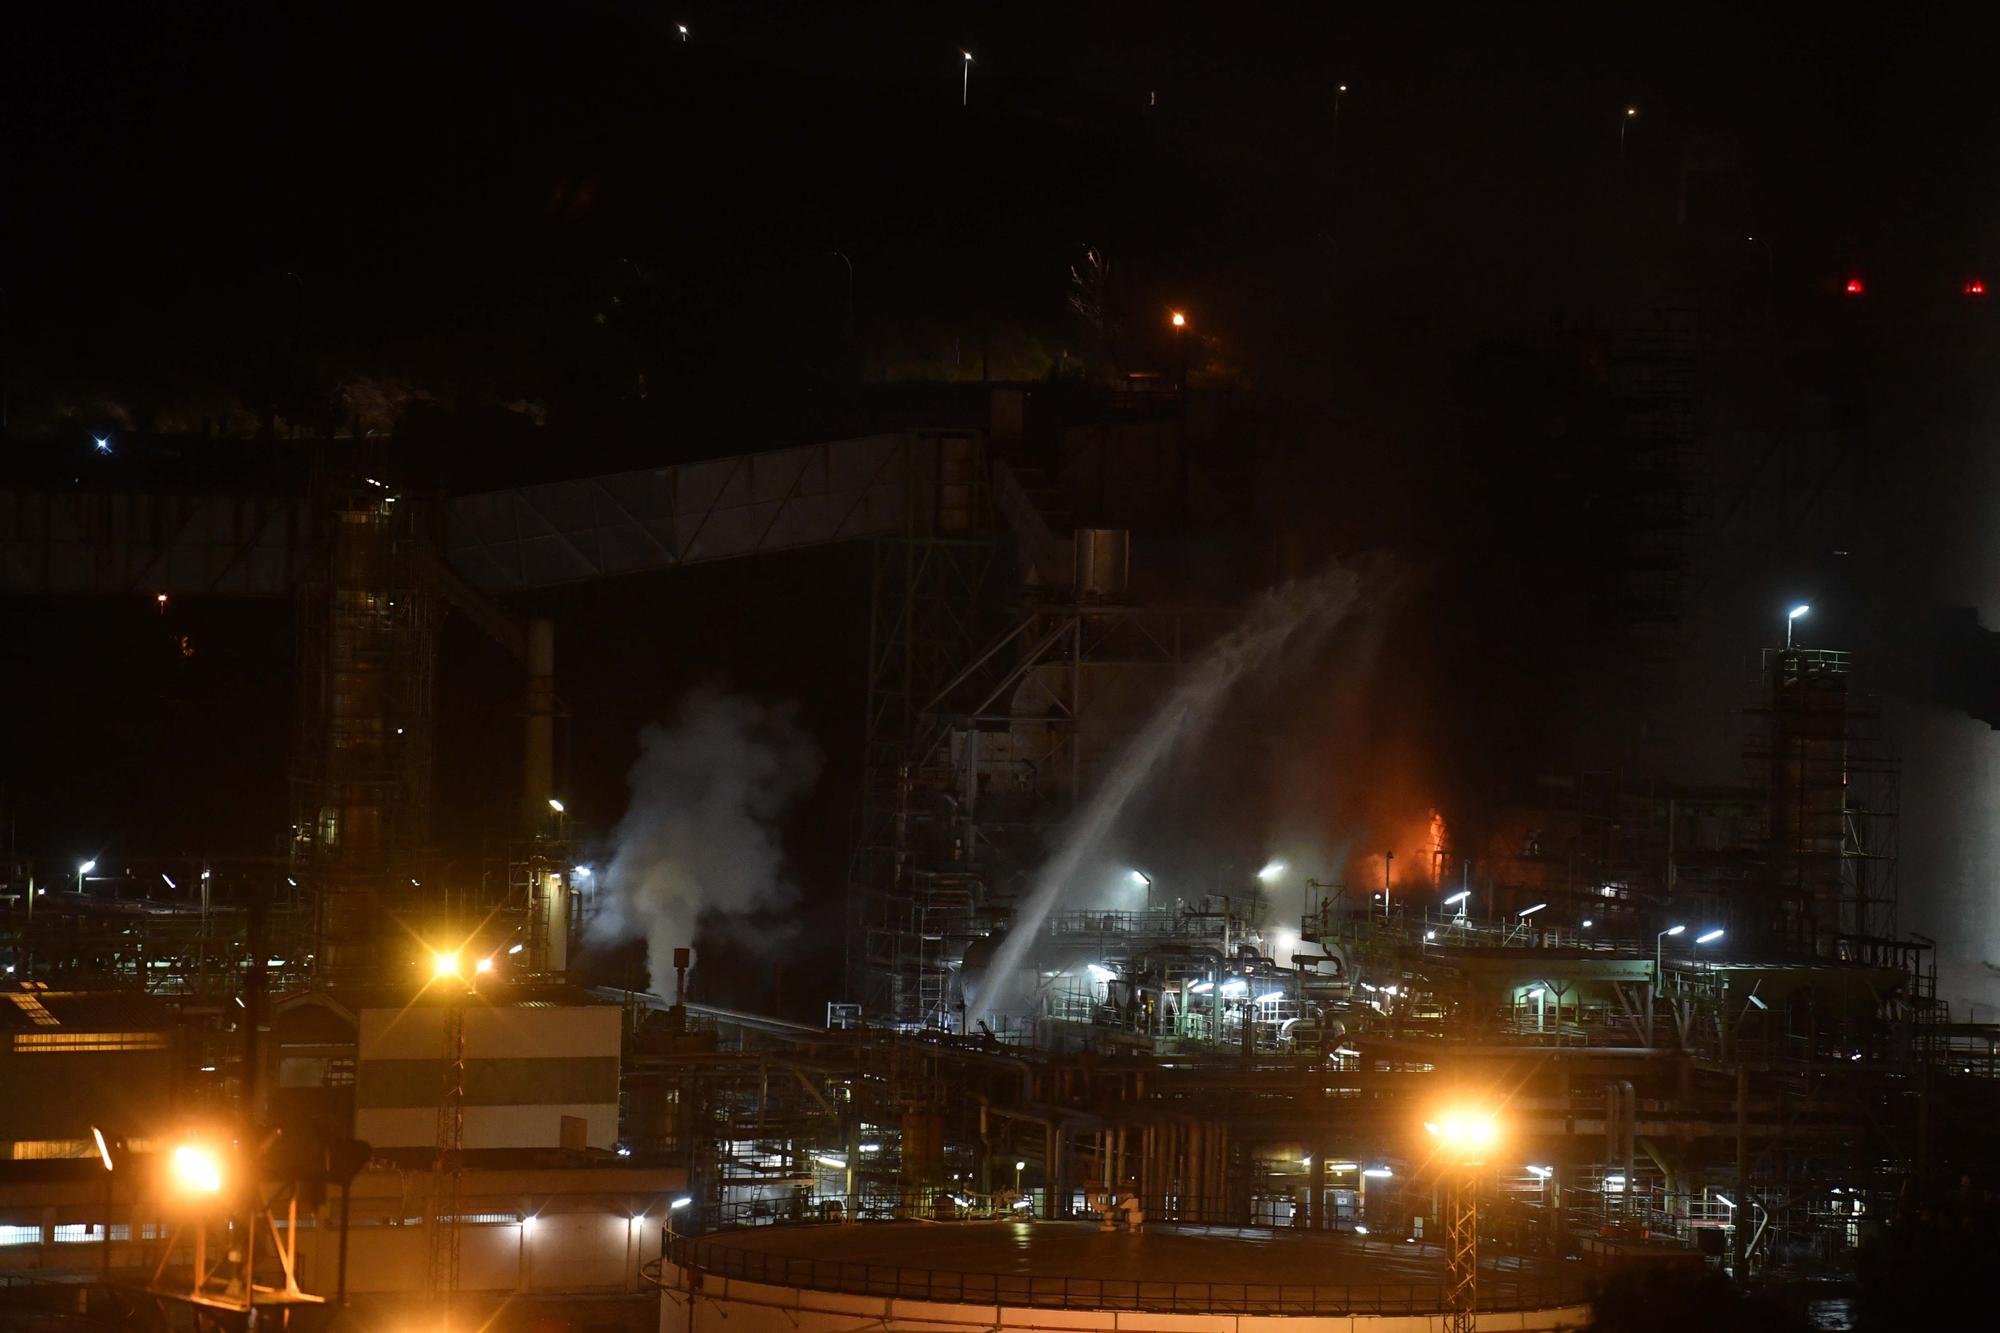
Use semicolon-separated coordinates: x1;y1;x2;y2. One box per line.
673;947;690;1008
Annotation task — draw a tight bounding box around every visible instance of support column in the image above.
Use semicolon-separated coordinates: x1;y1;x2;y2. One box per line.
1043;1122;1060;1220
1733;1063;1750;1277
522;619;556;825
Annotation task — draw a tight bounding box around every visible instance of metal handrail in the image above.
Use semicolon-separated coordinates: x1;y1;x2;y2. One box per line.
662;1229;1590;1316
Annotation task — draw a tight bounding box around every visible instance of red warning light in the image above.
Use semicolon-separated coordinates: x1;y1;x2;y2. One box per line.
1966;278;1987;297
1843;277;1865;296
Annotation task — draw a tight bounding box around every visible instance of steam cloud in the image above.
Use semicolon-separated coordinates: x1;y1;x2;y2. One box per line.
591;688;823;990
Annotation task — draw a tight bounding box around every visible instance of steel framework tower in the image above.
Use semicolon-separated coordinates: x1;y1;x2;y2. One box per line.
428;998;467;1312
1443;1165;1478;1333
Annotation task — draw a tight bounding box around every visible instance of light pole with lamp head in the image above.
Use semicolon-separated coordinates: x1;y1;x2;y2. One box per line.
90;1127;126;1280
1655;924;1685;987
1786;604;1810;649
1516;902;1545;946
1426;1106;1503;1333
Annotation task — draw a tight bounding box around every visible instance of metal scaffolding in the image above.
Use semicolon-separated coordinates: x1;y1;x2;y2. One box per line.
289;460;442;977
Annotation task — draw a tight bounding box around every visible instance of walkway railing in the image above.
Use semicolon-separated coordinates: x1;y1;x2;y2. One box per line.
664;1230;1591;1315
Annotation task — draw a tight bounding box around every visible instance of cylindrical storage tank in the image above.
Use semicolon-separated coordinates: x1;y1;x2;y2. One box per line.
1072;528;1131;602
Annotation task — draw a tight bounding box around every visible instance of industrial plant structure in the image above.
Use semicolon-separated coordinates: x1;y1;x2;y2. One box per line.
0;358;1994;1333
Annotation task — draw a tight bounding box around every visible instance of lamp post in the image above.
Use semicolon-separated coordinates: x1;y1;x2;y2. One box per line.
664;1194;691;1255
1129;868;1153;911
1620;106;1638;156
1655;924;1685;987
1786;604;1810;649
1694;928;1724;969
77;859;95;894
91;1127;125;1281
1444;888;1470;926
961;52;973;108
1425;1107;1502;1333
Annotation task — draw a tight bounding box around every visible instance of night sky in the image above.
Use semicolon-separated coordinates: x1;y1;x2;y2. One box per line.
6;2;2000;1013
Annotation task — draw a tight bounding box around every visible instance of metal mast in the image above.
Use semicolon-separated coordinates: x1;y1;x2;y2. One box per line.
1443;1164;1478;1333
428;997;467;1314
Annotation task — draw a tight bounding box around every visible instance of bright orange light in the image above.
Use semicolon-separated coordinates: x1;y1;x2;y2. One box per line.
1426;1107;1501;1163
171;1144;223;1195
1170;311;1187;328
474;956;494;974
432;950;460;980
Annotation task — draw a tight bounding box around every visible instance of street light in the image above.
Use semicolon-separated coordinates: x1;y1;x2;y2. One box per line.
77;859;96;893
1518;903;1546;917
1786;603;1810;649
1257;860;1286;883
1426;1106;1503;1333
91;1127;126;1279
547;797;566;814
1655;924;1686;986
677;23;688;41
433;950;461;981
474;956;494;974
1170;311;1187;329
1620;106;1638;156
961;51;973;108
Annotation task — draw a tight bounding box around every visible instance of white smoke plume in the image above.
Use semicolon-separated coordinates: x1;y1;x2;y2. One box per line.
590;688;822;990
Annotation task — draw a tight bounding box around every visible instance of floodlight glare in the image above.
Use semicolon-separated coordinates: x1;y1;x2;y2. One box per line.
171;1144;224;1195
1426;1107;1502;1161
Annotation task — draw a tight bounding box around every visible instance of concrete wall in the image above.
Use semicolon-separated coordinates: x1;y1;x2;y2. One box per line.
0;1163;685;1300
355;1003;620;1150
657;1267;1593;1333
293;1211;657;1295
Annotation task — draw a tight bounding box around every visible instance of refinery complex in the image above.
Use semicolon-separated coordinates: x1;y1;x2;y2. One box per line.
7;10;2000;1331
1;361;1995;1333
